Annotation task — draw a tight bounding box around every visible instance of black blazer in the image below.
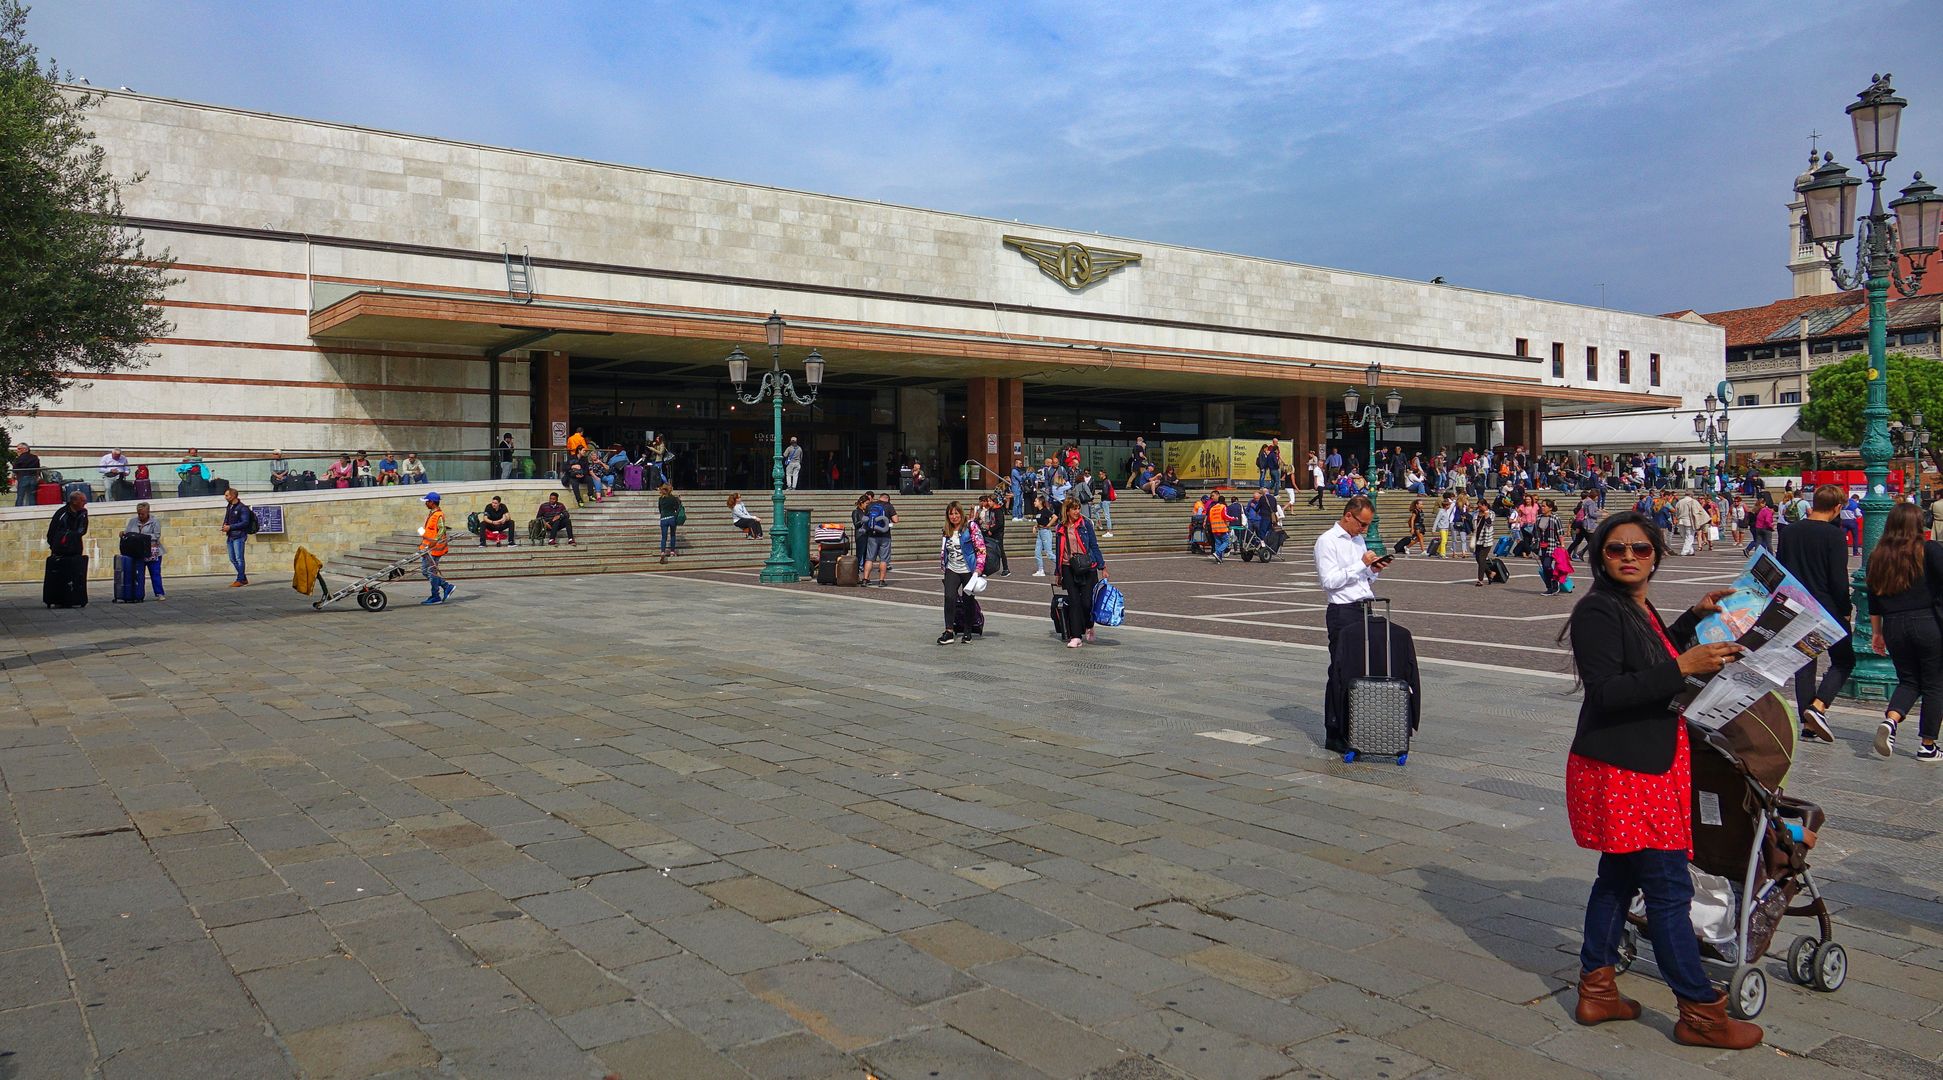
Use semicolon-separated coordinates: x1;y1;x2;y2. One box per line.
1568;588;1700;775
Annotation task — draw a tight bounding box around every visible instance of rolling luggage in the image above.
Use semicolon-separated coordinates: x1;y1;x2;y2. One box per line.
1050;593;1072;637
113;555;145;603
623;465;645;490
1343;598;1411;764
834;555;861;587
209;478;230;495
965;596;985;637
1486;557;1510;584
43;554;88;609
36;482;61;505
1492;535;1514;557
132;479;152;499
62;481;93;504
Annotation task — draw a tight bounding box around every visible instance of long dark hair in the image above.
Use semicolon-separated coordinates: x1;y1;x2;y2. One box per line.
1867;502;1926;597
1558;511;1669;668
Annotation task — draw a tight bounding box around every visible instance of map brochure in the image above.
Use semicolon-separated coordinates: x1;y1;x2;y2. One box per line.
1671;548;1846;730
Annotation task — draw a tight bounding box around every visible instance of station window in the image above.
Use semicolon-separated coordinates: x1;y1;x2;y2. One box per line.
1779;391;1802;404
1751;347;1776;360
1737;395;1760;407
1649;353;1661;386
1617;350;1631;384
1901;331;1934;345
1810;341;1835;354
1551;342;1564;378
1585;346;1599;381
1514;338;1530;357
1838;338;1864;350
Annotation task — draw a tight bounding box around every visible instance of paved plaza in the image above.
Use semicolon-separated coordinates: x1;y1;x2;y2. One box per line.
1;570;1940;1079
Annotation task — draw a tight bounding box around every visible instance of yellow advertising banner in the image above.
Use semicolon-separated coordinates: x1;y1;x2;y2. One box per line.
1164;439;1252;483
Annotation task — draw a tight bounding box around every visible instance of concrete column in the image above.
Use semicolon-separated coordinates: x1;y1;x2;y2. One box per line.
966;377;1001;482
1427;415;1458;455
534;350;570;448
997;378;1025;475
896;387;941;475
1281;394;1331;468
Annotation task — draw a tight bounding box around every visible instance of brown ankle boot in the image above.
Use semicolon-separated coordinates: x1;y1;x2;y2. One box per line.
1574;966;1642;1025
1673;992;1763;1049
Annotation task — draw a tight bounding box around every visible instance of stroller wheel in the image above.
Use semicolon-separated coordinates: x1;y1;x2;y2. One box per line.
1811;941;1847;992
1728;966;1767;1020
1614;928;1638;974
1787;934;1819;986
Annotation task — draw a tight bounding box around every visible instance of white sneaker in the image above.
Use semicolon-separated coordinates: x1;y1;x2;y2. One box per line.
1101;532;1113;537
1032;570;1046;577
1876;719;1898;758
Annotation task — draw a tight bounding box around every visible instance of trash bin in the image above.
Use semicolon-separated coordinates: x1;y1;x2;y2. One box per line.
785;507;812;576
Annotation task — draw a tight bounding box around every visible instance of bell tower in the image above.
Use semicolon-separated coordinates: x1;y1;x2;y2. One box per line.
1789;149;1838;297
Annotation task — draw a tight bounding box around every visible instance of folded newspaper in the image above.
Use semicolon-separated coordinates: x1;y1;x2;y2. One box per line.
1672;549;1846;730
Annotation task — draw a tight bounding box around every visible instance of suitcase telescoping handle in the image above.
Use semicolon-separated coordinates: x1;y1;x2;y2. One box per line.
1360;597;1391;679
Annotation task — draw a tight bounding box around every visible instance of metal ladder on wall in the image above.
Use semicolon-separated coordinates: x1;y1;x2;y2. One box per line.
502;244;533;303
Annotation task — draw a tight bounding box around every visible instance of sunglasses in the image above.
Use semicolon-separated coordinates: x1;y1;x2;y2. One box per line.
1603;541;1656;560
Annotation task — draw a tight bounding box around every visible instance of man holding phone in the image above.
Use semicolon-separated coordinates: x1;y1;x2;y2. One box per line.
1315;496;1389;711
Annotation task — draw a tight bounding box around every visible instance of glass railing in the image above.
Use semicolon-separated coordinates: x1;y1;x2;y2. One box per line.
5;449;521;505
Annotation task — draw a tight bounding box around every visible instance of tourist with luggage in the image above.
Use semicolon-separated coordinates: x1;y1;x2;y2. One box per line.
976;495;1009;576
122;502;165;600
218;487;255;587
937;501;988;645
1314;495;1389;727
538;492;575;545
1562;511;1758;1049
44;489;89;608
269;451;291;492
12;443;41;507
657;484;683;563
1865;501;1943;762
1055;497;1106;648
177;449;211;496
728;493;764;539
417;492;454;605
98;449;131;500
1472;504;1498;586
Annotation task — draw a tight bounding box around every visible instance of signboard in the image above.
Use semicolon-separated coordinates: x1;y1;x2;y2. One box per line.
986;433;999;454
551;421;568;447
1161;439;1260;484
252;505;284;536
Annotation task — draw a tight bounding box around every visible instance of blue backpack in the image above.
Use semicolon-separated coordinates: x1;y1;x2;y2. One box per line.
1092;581;1126;627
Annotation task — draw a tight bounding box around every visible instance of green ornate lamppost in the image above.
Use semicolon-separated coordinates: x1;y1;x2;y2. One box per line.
726;313;824;583
1795;73;1941;698
1342;362;1402;547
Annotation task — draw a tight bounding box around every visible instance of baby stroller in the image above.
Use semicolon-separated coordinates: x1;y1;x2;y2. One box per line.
1615;702;1845;1020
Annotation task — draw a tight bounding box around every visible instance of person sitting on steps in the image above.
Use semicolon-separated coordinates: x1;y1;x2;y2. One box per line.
538;492;574;545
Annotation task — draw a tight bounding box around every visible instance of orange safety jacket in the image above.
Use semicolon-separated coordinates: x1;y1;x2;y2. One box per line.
420;508;449;557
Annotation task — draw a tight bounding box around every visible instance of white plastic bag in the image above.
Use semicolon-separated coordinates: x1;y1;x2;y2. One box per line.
963;574;988;595
1624;866;1741;963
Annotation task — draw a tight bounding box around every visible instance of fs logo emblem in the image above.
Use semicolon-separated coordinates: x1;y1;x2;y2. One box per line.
1002;235;1142;291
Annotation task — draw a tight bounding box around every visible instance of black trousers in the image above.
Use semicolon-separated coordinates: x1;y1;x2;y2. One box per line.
1060;567;1099;638
546;517;574;541
986;534;1008;574
1883;613;1943;741
1794;633;1854;715
1323;602;1364;749
942;570;974;631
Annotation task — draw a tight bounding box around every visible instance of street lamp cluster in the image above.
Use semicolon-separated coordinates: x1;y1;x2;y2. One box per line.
726;313;823;583
1342;362;1402;547
1693;381;1733;492
1795;72;1941;698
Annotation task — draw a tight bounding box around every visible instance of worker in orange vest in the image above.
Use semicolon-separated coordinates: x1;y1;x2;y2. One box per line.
1207;496;1234;564
418;492;454;605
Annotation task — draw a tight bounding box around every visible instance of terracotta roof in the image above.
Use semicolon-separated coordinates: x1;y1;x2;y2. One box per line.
1698;276;1942;348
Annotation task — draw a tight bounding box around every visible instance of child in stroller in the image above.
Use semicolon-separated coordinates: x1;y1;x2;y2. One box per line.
1615;701;1844;1023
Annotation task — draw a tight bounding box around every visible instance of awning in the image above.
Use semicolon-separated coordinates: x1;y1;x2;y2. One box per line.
1544;404;1808;454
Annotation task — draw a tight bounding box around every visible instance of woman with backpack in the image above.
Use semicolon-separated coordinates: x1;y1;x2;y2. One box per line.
1055;497;1107;648
657;484;683;563
936;501;988;646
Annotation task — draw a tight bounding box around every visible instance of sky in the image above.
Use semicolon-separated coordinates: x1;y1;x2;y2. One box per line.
23;0;1943;315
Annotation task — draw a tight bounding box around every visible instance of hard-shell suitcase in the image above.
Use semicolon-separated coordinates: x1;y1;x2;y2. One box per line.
1344;598;1411;765
834;555;861;587
1487;557;1510;584
623;465;645;491
965;595;985;637
132;478;152;499
113;555;145;603
62;481;93;503
1050;593;1072;637
1492;535;1514;557
43;554;88;608
36;482;61;505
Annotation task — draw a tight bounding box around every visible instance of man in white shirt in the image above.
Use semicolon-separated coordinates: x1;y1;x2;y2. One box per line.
1314;495;1389;702
99;449;130;500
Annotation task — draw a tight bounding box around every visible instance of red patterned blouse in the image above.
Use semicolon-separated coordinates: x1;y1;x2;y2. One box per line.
1565;610;1692;855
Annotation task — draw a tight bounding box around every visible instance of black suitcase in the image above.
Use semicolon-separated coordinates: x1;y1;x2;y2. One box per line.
113;555;145;603
1487;557;1510;584
965;596;985;637
1050;594;1071;638
43;554;88;609
1343;598;1411;764
209;478;230;495
119;532;153;560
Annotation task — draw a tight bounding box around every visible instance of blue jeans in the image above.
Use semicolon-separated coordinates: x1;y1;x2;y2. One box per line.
1034;528;1056;573
14;481;37;507
145;558;165;597
1211;532;1230;559
420;553;448;597
1580;848;1714;1001
660;517;677;552
1092;501;1112;530
1011;483;1025;518
226;535;247;582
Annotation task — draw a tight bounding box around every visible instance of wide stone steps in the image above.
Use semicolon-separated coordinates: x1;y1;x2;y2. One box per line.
331;489;1433;580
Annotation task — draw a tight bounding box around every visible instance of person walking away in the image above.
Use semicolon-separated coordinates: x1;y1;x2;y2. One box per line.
936;501;988;644
1432;495;1454;558
1780;485;1853;743
1306;453;1326;508
657;484;683;563
1748;493;1776;554
1535;500;1564;593
1055;497;1107;648
1031;493;1057;577
1865;502;1943;761
1092;469;1115;537
498;432;517;479
218;488;255;587
1562;511;1759;1049
416;492;454;605
1206;495;1234;564
784;436;803;490
12;443;41;507
1840;493;1863;555
728;493;764;539
977;495;1010;576
1675;492;1705;556
122;501;166;599
1472;503;1497;585
1314;496;1388;746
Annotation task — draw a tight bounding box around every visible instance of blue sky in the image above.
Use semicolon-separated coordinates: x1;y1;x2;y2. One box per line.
26;0;1943;314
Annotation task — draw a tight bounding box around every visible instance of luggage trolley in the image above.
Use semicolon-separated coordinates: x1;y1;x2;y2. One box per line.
300;548;419;612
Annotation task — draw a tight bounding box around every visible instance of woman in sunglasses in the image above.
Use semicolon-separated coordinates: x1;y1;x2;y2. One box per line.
1561;511;1760;1050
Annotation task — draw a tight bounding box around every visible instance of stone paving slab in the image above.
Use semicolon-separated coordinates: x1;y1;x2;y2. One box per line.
0;571;1938;1078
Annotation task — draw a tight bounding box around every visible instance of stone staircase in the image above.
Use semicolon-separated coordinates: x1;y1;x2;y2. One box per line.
331;487;1436;580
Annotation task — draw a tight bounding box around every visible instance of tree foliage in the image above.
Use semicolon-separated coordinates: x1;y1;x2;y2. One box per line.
0;0;175;415
1799;350;1943;470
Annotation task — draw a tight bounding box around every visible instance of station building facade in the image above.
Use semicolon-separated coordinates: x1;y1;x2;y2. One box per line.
13;90;1726;488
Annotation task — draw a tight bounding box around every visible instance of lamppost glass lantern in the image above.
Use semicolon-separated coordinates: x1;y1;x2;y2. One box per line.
1343;388;1360;415
764;312;785;349
1704;393;1718;414
803;350;825;388
1717;414;1730;436
1385;389;1402;416
1891;173;1943;255
1364;363;1380;389
1693;413;1707;437
1848;75;1907;164
1799;155;1862;244
726;347;750;387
